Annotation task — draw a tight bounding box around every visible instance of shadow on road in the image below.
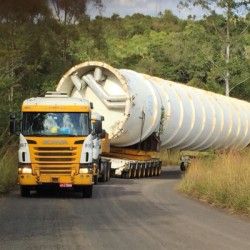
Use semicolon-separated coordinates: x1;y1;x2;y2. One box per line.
9;166;182;199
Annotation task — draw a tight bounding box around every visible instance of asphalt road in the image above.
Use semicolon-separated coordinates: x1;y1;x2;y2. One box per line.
0;166;250;250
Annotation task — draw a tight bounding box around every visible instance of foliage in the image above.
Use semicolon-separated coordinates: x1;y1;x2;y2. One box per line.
0;131;18;193
0;0;249;133
178;149;250;215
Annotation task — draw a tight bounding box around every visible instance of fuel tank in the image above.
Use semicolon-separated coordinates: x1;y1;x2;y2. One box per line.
56;61;250;150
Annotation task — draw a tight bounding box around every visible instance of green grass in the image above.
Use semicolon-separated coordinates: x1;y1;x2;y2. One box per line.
178;149;250;215
0;132;18;194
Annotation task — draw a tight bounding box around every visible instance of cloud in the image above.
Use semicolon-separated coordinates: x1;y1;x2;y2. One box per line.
87;0;205;19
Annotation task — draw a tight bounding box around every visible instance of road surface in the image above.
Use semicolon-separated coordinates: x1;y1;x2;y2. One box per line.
0;166;249;250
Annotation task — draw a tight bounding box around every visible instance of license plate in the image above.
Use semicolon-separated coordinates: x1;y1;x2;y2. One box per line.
60;183;72;188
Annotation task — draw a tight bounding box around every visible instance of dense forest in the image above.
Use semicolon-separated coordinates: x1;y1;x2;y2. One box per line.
0;0;249;132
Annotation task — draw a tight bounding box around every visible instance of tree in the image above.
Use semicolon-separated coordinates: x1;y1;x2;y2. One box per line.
50;0;103;24
179;0;250;96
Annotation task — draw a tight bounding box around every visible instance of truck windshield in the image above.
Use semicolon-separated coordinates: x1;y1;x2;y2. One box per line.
22;112;90;136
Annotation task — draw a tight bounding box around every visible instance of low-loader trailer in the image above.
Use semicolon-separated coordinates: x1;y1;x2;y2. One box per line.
56;61;250;174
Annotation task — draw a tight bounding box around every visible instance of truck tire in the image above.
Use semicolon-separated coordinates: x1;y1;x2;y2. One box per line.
99;163;107;182
82;185;93;198
20;185;30;197
94;174;99;185
105;164;110;182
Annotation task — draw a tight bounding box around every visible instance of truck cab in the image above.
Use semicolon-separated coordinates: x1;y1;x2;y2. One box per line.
10;92;109;197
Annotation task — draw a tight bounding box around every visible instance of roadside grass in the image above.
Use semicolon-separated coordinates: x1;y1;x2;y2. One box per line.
160;149;180;166
0;131;18;194
178;149;250;215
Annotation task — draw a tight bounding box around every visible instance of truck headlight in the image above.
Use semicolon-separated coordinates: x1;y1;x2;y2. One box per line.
79;168;93;174
18;167;32;174
79;164;93;174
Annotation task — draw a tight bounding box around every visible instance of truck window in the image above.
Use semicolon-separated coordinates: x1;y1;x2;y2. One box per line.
22;112;90;136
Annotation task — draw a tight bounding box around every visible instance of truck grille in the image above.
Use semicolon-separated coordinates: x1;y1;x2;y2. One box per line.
34;147;77;162
37;164;72;175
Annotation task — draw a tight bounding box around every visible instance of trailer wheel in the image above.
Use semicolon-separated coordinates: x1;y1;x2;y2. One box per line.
131;164;136;178
145;165;149;177
82;185;93;198
180;162;187;172
122;167;132;179
157;163;162;176
141;164;146;178
127;168;132;179
148;165;153;177
136;164;142;178
20;185;30;197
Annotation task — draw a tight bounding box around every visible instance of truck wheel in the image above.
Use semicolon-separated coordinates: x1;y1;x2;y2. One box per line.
94;174;99;185
82;185;93;198
20;185;30;197
107;164;111;181
99;165;107;182
105;164;110;182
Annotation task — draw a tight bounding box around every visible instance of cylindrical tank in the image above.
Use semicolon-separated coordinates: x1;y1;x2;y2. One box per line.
56;61;250;151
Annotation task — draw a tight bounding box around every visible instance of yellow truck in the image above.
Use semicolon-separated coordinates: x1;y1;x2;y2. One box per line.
10;91;111;197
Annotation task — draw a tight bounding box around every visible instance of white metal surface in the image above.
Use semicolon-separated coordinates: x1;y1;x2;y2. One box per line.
56;61;250;151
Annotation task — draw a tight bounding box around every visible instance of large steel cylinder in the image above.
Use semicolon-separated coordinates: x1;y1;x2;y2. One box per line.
56;61;250;151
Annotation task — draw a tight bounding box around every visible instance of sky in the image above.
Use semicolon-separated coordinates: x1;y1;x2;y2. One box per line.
86;0;206;19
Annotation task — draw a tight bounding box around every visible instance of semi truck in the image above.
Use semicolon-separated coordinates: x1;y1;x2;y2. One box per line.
56;61;250;174
11;61;250;198
10;91;111;197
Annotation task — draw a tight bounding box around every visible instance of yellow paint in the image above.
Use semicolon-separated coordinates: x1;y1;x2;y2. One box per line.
103;146;159;161
22;105;90;112
18;136;94;186
18;173;93;186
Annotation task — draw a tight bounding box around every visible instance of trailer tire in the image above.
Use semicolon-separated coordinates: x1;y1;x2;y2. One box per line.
157;164;162;176
20;185;30;197
180;162;187;172
82;185;93;198
141;164;146;177
131;164;136;178
145;165;150;177
136;164;141;178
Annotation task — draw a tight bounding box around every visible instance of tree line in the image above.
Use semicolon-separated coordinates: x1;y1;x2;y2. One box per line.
0;0;249;132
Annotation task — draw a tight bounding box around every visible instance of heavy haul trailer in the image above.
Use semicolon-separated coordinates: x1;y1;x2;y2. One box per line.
56;61;250;175
10;92;111;197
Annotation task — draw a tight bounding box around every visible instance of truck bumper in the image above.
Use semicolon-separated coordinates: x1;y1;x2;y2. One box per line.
18;173;93;186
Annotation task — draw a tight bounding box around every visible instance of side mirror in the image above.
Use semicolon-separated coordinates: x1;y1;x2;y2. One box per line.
10;113;16;134
93;120;102;134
